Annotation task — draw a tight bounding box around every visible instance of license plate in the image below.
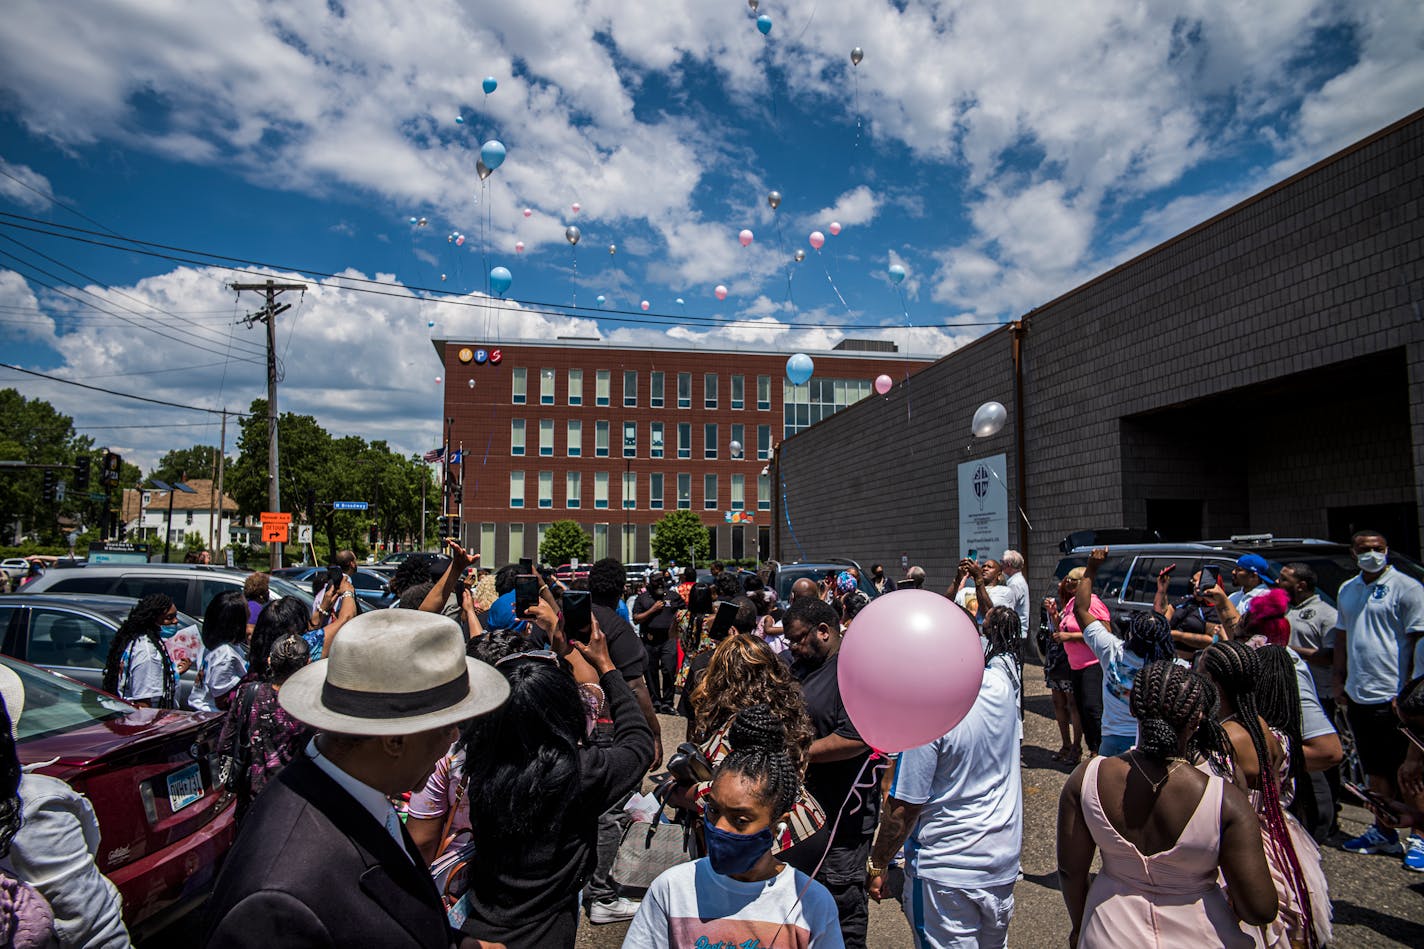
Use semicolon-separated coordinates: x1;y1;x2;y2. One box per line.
166;762;205;813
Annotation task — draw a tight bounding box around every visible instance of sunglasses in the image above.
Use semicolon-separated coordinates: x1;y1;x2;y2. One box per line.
494;649;561;668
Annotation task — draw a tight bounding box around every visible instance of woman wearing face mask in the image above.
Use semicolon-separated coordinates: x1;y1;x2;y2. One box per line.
102;593;182;709
624;705;844;948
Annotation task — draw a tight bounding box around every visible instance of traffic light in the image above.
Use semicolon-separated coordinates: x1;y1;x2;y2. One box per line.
437;515;460;540
437;515;450;537
73;455;90;491
99;452;122;487
41;468;57;503
452;484;462;505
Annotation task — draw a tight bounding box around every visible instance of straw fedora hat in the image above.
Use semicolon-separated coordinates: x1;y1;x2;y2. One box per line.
279;610;508;735
0;663;23;739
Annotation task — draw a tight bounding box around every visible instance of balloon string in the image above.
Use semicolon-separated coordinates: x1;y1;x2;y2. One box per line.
980;462;1035;532
818;250;854;315
778;441;808;561
854;70;862;152
571;245;578;309
773;216;794;307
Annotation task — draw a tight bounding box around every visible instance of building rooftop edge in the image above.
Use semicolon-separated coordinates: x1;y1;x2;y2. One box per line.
430;337;940;361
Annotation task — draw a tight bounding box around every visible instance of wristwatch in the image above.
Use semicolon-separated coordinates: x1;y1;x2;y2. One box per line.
866;857;888;878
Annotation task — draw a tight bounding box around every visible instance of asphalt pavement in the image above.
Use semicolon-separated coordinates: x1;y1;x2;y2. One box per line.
577;665;1424;948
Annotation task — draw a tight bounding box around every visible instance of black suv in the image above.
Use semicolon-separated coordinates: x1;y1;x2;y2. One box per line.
765;559;873;610
1050;535;1424;634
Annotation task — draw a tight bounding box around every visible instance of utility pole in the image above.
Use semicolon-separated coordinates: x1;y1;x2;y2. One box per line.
232;280;305;569
215;409;227;557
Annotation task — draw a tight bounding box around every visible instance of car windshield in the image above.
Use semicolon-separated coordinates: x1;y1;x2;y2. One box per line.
2;656;132;743
268;575;315;607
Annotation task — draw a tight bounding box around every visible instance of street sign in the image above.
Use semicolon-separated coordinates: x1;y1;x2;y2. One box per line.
297;525;313;544
262;522;290;544
260;511;292;524
332;501;368;511
88;492;106;502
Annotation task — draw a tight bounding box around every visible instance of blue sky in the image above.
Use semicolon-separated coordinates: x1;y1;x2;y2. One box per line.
1;0;1421;470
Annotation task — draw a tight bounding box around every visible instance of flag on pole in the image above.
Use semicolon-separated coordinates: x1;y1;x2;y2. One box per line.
449;449;463;464
423;446;445;463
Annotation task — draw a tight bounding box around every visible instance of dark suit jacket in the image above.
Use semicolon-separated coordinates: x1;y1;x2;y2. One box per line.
204;756;452;949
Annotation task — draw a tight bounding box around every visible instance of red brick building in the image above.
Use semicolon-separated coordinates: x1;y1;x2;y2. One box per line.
435;337;932;566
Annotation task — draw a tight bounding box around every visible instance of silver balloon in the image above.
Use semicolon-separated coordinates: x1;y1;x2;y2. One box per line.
565;226;581;246
609;243;617;255
851;47;864;66
729;440;743;456
476;159;492;181
767;190;782;210
972;401;1008;438
794;249;806;262
748;0;758;10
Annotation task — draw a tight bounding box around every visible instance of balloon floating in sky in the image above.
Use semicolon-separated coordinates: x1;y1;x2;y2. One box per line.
523;207;532;218
808;231;825;250
428;321;436;328
435;376;442;384
972;401;1008;438
489;266;513;297
875;374;893;395
794;249;806;262
888;263;907;284
440;274;446;281
748;0;758;11
786;353;814;385
455;115;464;124
829;221;842;236
476;159;492;181
757;14;772;35
515;240;525;253
640;300;650;311
714;284;729;300
482;76;498;94
596;295;606;305
480;140;506;172
739;229;754;247
409;217;417;224
565;226;581;245
851;47;864;66
455;234;465;246
608;244;617;255
571;202;581;214
675;297;685;305
767;190;782;210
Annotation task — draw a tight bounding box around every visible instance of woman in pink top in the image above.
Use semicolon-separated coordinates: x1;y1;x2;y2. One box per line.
1047;568;1107;754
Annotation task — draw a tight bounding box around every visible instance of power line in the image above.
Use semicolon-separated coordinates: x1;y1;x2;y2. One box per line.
0;211;1006;332
74;421;225;430
0;361;249;417
0;165;123;237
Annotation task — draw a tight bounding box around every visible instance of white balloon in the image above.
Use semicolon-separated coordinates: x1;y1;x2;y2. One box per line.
972;401;1008;438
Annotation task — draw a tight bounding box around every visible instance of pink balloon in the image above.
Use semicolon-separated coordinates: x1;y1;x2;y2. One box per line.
714;284;728;301
434;376;442;384
515;241;525;253
829;222;842;236
523;208;532;218
874;373;892;395
571;202;581;214
808;231;825;250
455;235;465;246
837;590;985;753
640;300;650;311
739;229;754;247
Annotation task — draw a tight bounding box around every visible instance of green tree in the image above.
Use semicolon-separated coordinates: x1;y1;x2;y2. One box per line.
651;510;710;567
150;445;229;485
182;530;207;551
540;520;592;566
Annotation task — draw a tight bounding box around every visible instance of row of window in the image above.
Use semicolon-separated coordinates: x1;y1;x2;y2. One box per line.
510;420;773;460
509;369;774;411
478;520;763;566
508;471;772;512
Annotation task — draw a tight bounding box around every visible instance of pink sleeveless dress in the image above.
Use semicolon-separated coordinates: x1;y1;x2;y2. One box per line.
1079;756;1254;949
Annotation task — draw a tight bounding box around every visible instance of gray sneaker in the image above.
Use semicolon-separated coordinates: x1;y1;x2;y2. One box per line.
589;896;641;924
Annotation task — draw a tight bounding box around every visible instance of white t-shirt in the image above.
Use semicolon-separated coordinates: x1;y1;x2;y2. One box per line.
624;858;843;949
954;583;1016;619
117;636;167;704
890;656;1022;888
1229;583;1271;617
1004;572;1031;638
188;642;249;712
1288;648;1335;742
1337;566;1424;704
1287;594;1338;700
1081;620;1142;740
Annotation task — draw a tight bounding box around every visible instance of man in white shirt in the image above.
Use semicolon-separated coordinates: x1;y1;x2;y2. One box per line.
1333;530;1424;861
1228;553;1274;618
866;625;1023;948
1000;550;1031;641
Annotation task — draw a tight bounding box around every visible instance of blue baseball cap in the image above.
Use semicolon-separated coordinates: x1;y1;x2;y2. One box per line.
1235;553;1273;581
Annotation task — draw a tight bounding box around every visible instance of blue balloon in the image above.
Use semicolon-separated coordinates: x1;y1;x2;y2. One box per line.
480;140;506;172
757;14;772;35
888;263;907;285
490;266;513;296
482;76;498;94
786;352;813;385
427;320;435;328
454;115;464;124
596;295;606;305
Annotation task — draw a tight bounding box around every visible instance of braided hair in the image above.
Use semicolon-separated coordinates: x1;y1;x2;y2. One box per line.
1202;640;1316;947
1128;661;1233;775
102;593;178;709
1255;645;1315;832
0;695;20;858
982;606;1023;699
1125;610;1176;662
719;704;802;818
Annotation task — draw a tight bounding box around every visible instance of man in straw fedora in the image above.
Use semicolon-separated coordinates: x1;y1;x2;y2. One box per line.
206;609;509;949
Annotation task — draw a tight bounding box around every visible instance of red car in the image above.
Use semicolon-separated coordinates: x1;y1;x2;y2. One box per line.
4;655;236;941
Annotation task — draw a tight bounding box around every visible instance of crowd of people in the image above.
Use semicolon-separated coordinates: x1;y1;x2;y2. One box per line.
2;529;1423;948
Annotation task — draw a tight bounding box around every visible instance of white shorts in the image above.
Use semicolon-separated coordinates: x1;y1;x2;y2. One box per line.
902;877;1015;949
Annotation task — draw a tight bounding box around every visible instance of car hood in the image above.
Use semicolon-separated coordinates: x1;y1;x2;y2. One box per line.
19;708;222;772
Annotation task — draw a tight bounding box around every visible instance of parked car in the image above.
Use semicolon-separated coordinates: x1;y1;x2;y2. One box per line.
1;557;31;581
764;559;871;609
368;551;448;580
555;563;591;583
271;566;396;607
0;593;202;707
1049;534;1424;634
16;562;374;624
4;654;236;942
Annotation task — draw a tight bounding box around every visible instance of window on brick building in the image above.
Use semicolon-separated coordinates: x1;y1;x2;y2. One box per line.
650;371;665;408
568;369;583;406
510;419;525;456
512;368;527;405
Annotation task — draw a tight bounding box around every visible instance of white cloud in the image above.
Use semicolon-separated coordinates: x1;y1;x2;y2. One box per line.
0;158;56;212
808;186;880;230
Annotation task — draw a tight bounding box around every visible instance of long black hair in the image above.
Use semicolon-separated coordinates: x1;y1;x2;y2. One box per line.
1255;644;1316;833
247;597;311;680
201;590;250;651
1129;661;1233;776
718;704;801;818
1202;640;1316;947
102;593;177;708
459;657;584;845
0;694;21;858
1125;610;1176;662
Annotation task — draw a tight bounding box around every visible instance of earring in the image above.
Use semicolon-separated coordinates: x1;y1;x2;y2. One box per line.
775;821;789;838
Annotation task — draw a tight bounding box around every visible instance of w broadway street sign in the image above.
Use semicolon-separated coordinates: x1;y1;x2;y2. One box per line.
332;501;368;511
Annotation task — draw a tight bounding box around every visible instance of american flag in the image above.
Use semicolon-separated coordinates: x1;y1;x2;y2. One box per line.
422;446;445;463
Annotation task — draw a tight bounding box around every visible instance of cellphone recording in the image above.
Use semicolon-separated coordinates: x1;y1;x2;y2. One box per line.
514;574;540;618
326;565;343;588
519;557;534;574
562;590;593;645
708;600;739;640
1343;781;1401;819
1196;565;1218;594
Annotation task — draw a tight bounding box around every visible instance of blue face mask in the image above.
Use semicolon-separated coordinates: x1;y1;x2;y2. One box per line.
702;812;773;877
159;623;181;640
